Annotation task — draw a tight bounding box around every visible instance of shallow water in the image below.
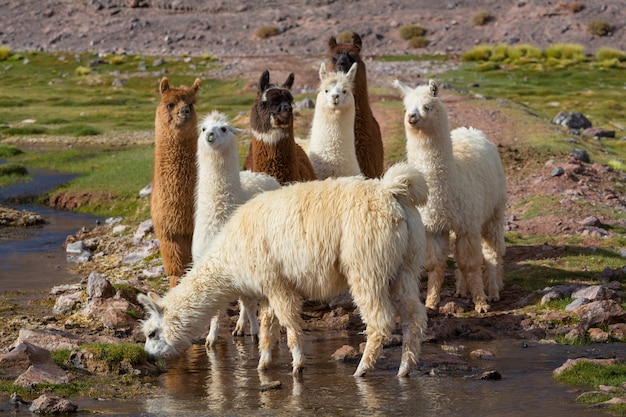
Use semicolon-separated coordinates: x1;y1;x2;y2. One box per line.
0;166;618;417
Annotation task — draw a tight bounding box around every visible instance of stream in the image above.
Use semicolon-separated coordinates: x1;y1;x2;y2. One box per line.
0;165;620;416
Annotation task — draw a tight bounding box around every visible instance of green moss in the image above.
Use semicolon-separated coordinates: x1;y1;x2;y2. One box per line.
556;361;626;388
399;24;426;40
81;342;147;366
472;10;493;26
0;163;28;177
255;25;280;39
0;144;24;157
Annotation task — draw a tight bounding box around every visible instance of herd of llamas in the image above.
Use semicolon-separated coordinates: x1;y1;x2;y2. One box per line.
141;32;507;377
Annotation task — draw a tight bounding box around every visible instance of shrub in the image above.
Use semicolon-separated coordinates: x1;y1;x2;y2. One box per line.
0;144;24;158
595;46;626;62
255;25;280;39
472;11;493;26
75;66;91;76
544;43;586;61
0;163;28;177
488;44;510;62
513;44;543;60
335;31;354;44
462;44;493;61
559;1;585;13
407;36;429;48
587;20;613;36
0;46;11;61
399;24;426;40
108;55;125;65
55;124;101;136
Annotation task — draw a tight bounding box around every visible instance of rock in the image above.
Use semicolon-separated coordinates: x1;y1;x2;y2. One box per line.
590;396;626;408
15;362;73;387
564;325;587;343
65;241;85;254
133;219;154;243
29;395;78;414
295;97;315;110
550;166;565;177
50;283;83;295
470;349;495;360
471;370;501;380
587;327;609;343
608;323;626;341
139;182;152;197
553;357;619;376
553;111;592;129
86;271;114;300
328;291;354;310
84;296;141;331
564;297;588;312
571;285;617;302
570;148;591;163
581;127;615;138
259;380;282;391
331;345;360;362
141;266;165;279
52;291;83;314
122;240;159;264
573;300;626;326
0;342;52;379
11;328;82;351
579;216;601;227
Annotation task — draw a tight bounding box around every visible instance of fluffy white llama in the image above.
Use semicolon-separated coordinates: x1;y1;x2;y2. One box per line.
307;62;361;179
393;79;507;313
139;162;429;377
192;111;280;346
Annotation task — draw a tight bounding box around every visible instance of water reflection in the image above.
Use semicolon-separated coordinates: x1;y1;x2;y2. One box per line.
140;331;614;417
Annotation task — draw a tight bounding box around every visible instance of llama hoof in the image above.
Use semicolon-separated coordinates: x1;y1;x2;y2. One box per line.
474;302;490;313
231;329;245;337
397;364;411;377
291;366;304;377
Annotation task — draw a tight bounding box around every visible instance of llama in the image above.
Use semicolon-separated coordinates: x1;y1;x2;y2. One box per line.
193;111;280;346
327;32;384;178
151;77;201;288
307;62;361;179
393;79;507;313
139;162;429;377
242;70;316;184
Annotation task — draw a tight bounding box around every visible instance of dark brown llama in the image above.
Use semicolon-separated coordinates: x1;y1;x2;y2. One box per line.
328;32;384;178
151;77;200;288
243;70;316;184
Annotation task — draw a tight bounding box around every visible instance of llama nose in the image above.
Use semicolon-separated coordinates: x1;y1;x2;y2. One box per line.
207;132;214;142
278;102;292;114
336;56;351;72
179;104;190;119
332;93;339;102
408;113;419;125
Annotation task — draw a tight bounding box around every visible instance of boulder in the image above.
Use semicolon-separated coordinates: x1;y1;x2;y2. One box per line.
0;342;52;379
86;271;114;299
573;300;626;326
11;328;82;351
29;395;78;414
15;362;73;387
552;111;592;129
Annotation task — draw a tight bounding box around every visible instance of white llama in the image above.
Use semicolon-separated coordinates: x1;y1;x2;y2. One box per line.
139;162;429;377
307;62;361;179
193;111;280;345
393;79;507;313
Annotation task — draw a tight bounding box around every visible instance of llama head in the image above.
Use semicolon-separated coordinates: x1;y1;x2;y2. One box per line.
138;292;178;359
318;62;358;108
157;77;201;129
198;111;242;154
393;79;445;131
327;32;363;73
251;70;295;141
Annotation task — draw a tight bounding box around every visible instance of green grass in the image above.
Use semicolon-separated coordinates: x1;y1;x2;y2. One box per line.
80;342;148;366
556;360;626;389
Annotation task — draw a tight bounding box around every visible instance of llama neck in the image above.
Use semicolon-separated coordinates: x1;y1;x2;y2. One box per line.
309;96;356;156
250;128;298;183
163;260;236;346
406;121;456;192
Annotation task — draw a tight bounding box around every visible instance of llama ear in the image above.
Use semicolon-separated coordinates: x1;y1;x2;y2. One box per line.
259;70;271;93
138;292;164;316
428;79;439;97
393;79;412;97
229;126;243;136
328;36;338;49
159;78;170;95
283;73;295;90
346;62;358;82
352;32;362;51
191;78;202;93
319;63;327;80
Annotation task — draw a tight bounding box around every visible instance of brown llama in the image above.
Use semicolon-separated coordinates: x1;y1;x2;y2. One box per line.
327;32;384;178
242;70;316;184
151;77;201;288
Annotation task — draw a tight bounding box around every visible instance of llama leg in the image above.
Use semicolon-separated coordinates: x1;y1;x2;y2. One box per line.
482;216;506;300
265;289;305;376
159;234;193;288
233;296;259;337
424;232;450;311
257;299;275;371
391;267;428;377
454;268;470;298
205;312;221;347
455;233;490;313
349;273;395;377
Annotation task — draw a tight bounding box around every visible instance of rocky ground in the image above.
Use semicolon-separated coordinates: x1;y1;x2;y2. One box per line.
1;0;626;412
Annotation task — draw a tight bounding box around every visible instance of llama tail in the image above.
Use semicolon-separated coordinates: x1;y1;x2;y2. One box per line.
381;162;428;207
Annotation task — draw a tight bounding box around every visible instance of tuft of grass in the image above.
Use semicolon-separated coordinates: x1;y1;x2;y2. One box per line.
0;144;24;157
399;24;426;40
587;19;613;36
608;159;625;172
1;125;49;135
54;124;102;136
108;54;125;65
472;10;493;26
0;163;28;177
559;1;585;13
462;44;493;61
75;66;91;76
0;45;11;61
81;342;148;366
335;30;354;44
556;361;626;388
595;46;626;62
543;43;586;61
255;25;280;39
407;36;429;49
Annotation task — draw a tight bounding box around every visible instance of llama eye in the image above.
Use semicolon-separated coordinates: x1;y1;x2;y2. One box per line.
342;90;347;94
424;105;432;112
167;103;175;110
148;330;156;339
325;90;328;93
201;127;206;132
221;127;227;133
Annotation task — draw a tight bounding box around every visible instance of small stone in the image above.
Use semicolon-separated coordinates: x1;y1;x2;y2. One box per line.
570;148;591;163
331;345;360;362
477;370;501;380
470;349;495;360
29;395;78;414
550;166;565;177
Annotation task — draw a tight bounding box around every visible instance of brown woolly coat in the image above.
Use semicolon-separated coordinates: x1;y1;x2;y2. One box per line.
328;33;384;178
151;77;200;286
